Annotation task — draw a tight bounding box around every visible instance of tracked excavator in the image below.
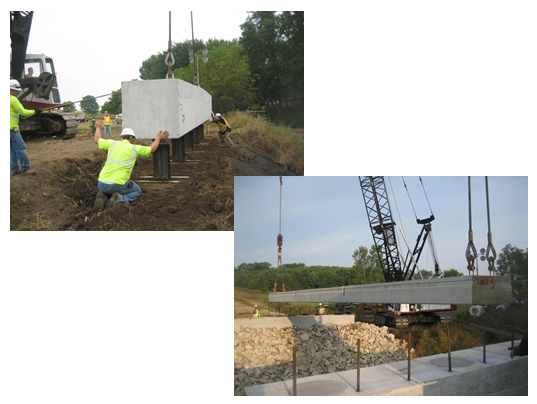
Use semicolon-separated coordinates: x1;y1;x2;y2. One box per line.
359;176;456;327
10;11;78;140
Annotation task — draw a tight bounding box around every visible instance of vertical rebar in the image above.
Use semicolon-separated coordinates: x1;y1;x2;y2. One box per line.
511;322;515;351
293;346;297;396
356;339;361;392
407;333;411;381
447;323;452;372
483;310;487;363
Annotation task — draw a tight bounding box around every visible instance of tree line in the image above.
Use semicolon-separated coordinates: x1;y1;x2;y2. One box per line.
72;12;304;127
235;244;528;301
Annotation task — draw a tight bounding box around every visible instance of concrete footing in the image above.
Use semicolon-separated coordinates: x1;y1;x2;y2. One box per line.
244;340;527;396
234;315;355;329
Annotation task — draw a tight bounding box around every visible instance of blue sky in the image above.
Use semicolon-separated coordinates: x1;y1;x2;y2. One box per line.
234;176;528;275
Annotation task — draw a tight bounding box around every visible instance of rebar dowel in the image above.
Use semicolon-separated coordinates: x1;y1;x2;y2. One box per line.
511;322;515;351
407;333;411;381
483;312;487;363
447;323;452;372
356;339;361;392
293;346;297;396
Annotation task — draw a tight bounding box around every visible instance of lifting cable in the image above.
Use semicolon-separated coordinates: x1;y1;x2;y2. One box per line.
485;177;497;274
402;177;418;220
465;177;478;274
165;11;175;79
419;176;434;216
274;176;285;292
402;177;440;275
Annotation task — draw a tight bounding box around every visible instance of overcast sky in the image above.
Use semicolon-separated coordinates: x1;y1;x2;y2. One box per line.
16;9;250;107
234;176;528;275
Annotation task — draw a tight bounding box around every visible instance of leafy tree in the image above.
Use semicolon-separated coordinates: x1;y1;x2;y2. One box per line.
351;245;384;284
240;11;304;125
80;95;99;115
175;39;256;113
496;244;528;302
443;268;463;277
63;102;75;113
235;262;272;271
101;89;122;115
139;39;206;80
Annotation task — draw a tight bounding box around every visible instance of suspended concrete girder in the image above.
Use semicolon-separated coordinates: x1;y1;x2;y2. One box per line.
268;276;511;305
121;78;211;139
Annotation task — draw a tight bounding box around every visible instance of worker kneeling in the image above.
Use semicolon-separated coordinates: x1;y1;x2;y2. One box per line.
93;121;169;210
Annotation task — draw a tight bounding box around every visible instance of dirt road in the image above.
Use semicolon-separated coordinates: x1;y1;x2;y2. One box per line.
10;126;296;231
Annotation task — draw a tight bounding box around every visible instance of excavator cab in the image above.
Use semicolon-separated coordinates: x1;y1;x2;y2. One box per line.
19;54;62;107
11;11;78;139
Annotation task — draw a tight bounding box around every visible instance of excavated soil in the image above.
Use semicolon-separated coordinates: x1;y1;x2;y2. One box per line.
10;126;296;231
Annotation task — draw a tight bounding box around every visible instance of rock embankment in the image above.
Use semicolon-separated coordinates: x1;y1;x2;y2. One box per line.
234;322;412;395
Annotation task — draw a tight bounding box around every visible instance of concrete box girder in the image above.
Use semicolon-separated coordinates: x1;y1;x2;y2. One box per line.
268;276;511;305
122;79;211;139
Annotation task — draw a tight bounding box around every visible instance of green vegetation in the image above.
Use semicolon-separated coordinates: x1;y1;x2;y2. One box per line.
80;95;99;115
496;244;528;303
138;11;304;127
227;111;304;175
234;245;466;291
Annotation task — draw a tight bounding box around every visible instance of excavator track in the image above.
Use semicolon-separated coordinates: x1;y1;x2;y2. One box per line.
21;112;79;140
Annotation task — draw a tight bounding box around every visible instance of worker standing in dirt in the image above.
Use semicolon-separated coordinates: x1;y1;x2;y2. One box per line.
102;111;112;137
212;112;231;144
10;79;40;175
253;305;261;318
316;303;325;315
93;121;169;210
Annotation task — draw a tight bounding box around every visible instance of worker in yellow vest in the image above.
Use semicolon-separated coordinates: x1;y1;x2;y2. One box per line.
253;304;261;318
212;112;231;144
102;111;113;137
93;121;169;210
316;303;325;315
10;79;40;175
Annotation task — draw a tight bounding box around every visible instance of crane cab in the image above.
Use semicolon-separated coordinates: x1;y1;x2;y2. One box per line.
18;53;63;109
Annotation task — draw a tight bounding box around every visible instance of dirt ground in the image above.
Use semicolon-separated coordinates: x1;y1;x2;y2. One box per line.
10;125;297;231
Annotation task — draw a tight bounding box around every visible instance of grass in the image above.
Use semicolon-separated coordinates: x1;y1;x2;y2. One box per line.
227;111;304;175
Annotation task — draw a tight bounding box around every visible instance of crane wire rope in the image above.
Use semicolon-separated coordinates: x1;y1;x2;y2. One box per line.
419;176;434;216
387;177;409;268
402;177;441;277
274;176;285;292
165;11;175;79
465;177;478;274
485;177;497;274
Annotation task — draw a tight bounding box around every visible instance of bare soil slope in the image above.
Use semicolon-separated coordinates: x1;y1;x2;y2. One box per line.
10;126;295;231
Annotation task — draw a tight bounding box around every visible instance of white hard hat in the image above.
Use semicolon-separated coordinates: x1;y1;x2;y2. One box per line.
216;113;221;117
319;303;323;306
254;304;258;307
10;79;22;92
120;128;136;138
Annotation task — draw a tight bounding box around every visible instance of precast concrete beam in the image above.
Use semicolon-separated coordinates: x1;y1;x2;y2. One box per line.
121;79;211;139
269;276;512;305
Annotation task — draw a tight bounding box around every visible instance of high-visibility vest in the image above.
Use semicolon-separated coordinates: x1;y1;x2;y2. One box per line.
98;139;151;185
318;307;325;315
253;309;260;318
10;95;35;130
215;116;230;133
103;115;112;125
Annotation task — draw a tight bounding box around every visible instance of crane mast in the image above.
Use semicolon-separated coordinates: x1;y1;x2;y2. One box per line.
360;176;440;282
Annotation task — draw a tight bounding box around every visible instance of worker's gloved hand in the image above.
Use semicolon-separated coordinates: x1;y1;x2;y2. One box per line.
35;108;42;114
